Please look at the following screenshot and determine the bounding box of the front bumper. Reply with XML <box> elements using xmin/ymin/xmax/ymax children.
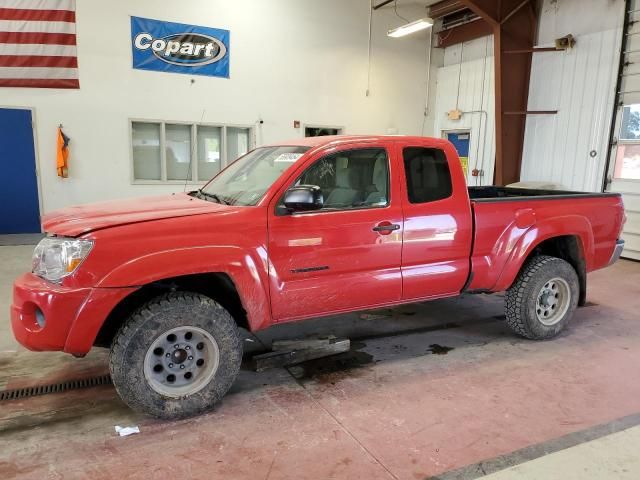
<box><xmin>11</xmin><ymin>273</ymin><xmax>136</xmax><ymax>356</ymax></box>
<box><xmin>608</xmin><ymin>239</ymin><xmax>625</xmax><ymax>266</ymax></box>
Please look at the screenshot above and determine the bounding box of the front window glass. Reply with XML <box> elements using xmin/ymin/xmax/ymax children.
<box><xmin>292</xmin><ymin>148</ymin><xmax>389</xmax><ymax>210</ymax></box>
<box><xmin>199</xmin><ymin>146</ymin><xmax>309</xmax><ymax>206</ymax></box>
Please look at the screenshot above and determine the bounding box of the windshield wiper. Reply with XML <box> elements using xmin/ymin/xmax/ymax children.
<box><xmin>198</xmin><ymin>190</ymin><xmax>230</xmax><ymax>205</ymax></box>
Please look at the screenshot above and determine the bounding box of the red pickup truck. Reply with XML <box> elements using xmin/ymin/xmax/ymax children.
<box><xmin>12</xmin><ymin>135</ymin><xmax>625</xmax><ymax>418</ymax></box>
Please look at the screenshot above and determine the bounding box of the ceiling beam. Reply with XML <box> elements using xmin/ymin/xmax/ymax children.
<box><xmin>429</xmin><ymin>0</ymin><xmax>468</xmax><ymax>19</ymax></box>
<box><xmin>454</xmin><ymin>0</ymin><xmax>537</xmax><ymax>185</ymax></box>
<box><xmin>457</xmin><ymin>0</ymin><xmax>500</xmax><ymax>26</ymax></box>
<box><xmin>436</xmin><ymin>19</ymin><xmax>493</xmax><ymax>48</ymax></box>
<box><xmin>501</xmin><ymin>0</ymin><xmax>531</xmax><ymax>25</ymax></box>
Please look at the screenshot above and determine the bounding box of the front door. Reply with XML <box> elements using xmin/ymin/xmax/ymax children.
<box><xmin>0</xmin><ymin>108</ymin><xmax>41</xmax><ymax>233</ymax></box>
<box><xmin>268</xmin><ymin>145</ymin><xmax>403</xmax><ymax>321</ymax></box>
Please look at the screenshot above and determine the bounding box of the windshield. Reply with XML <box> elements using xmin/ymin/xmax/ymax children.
<box><xmin>198</xmin><ymin>146</ymin><xmax>310</xmax><ymax>206</ymax></box>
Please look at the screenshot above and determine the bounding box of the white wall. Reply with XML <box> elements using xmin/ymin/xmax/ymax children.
<box><xmin>520</xmin><ymin>0</ymin><xmax>624</xmax><ymax>191</ymax></box>
<box><xmin>435</xmin><ymin>0</ymin><xmax>624</xmax><ymax>190</ymax></box>
<box><xmin>1</xmin><ymin>0</ymin><xmax>437</xmax><ymax>213</ymax></box>
<box><xmin>435</xmin><ymin>36</ymin><xmax>496</xmax><ymax>185</ymax></box>
<box><xmin>443</xmin><ymin>35</ymin><xmax>494</xmax><ymax>66</ymax></box>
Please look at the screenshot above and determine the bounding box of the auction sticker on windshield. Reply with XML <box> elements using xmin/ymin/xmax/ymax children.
<box><xmin>274</xmin><ymin>153</ymin><xmax>304</xmax><ymax>163</ymax></box>
<box><xmin>131</xmin><ymin>16</ymin><xmax>230</xmax><ymax>78</ymax></box>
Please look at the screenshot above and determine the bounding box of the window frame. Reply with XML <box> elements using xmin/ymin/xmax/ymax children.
<box><xmin>129</xmin><ymin>119</ymin><xmax>254</xmax><ymax>185</ymax></box>
<box><xmin>618</xmin><ymin>104</ymin><xmax>640</xmax><ymax>143</ymax></box>
<box><xmin>302</xmin><ymin>123</ymin><xmax>344</xmax><ymax>138</ymax></box>
<box><xmin>402</xmin><ymin>146</ymin><xmax>453</xmax><ymax>204</ymax></box>
<box><xmin>276</xmin><ymin>146</ymin><xmax>392</xmax><ymax>216</ymax></box>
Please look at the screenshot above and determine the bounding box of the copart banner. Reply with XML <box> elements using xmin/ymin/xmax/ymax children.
<box><xmin>131</xmin><ymin>16</ymin><xmax>230</xmax><ymax>78</ymax></box>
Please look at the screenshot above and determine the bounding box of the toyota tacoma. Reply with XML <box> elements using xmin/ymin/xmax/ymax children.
<box><xmin>11</xmin><ymin>135</ymin><xmax>626</xmax><ymax>418</ymax></box>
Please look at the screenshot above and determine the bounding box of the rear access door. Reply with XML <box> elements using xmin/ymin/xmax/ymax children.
<box><xmin>397</xmin><ymin>140</ymin><xmax>473</xmax><ymax>299</ymax></box>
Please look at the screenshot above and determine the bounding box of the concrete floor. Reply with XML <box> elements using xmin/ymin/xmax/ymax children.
<box><xmin>1</xmin><ymin>242</ymin><xmax>639</xmax><ymax>479</ymax></box>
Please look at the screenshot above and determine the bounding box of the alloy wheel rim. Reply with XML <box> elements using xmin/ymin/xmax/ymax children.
<box><xmin>143</xmin><ymin>326</ymin><xmax>219</xmax><ymax>398</ymax></box>
<box><xmin>536</xmin><ymin>277</ymin><xmax>571</xmax><ymax>326</ymax></box>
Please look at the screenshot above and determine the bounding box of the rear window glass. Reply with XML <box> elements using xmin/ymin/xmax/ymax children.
<box><xmin>403</xmin><ymin>147</ymin><xmax>452</xmax><ymax>203</ymax></box>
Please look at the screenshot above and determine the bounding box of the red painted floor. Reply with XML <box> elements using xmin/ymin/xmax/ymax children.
<box><xmin>0</xmin><ymin>260</ymin><xmax>639</xmax><ymax>479</ymax></box>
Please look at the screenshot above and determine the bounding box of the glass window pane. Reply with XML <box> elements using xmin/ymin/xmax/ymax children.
<box><xmin>201</xmin><ymin>146</ymin><xmax>309</xmax><ymax>206</ymax></box>
<box><xmin>197</xmin><ymin>126</ymin><xmax>222</xmax><ymax>181</ymax></box>
<box><xmin>403</xmin><ymin>147</ymin><xmax>452</xmax><ymax>203</ymax></box>
<box><xmin>226</xmin><ymin>127</ymin><xmax>250</xmax><ymax>163</ymax></box>
<box><xmin>614</xmin><ymin>144</ymin><xmax>640</xmax><ymax>179</ymax></box>
<box><xmin>304</xmin><ymin>127</ymin><xmax>341</xmax><ymax>137</ymax></box>
<box><xmin>132</xmin><ymin>122</ymin><xmax>161</xmax><ymax>180</ymax></box>
<box><xmin>166</xmin><ymin>124</ymin><xmax>192</xmax><ymax>181</ymax></box>
<box><xmin>620</xmin><ymin>104</ymin><xmax>640</xmax><ymax>140</ymax></box>
<box><xmin>297</xmin><ymin>148</ymin><xmax>388</xmax><ymax>210</ymax></box>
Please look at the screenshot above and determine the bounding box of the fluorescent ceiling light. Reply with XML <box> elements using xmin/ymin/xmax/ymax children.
<box><xmin>387</xmin><ymin>18</ymin><xmax>433</xmax><ymax>38</ymax></box>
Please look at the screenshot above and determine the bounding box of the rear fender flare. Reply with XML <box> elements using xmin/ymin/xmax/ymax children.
<box><xmin>492</xmin><ymin>215</ymin><xmax>593</xmax><ymax>292</ymax></box>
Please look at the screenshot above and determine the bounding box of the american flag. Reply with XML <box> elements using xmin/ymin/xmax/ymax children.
<box><xmin>0</xmin><ymin>0</ymin><xmax>78</xmax><ymax>88</ymax></box>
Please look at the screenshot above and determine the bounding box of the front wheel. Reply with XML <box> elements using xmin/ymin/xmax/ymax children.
<box><xmin>505</xmin><ymin>255</ymin><xmax>579</xmax><ymax>340</ymax></box>
<box><xmin>109</xmin><ymin>292</ymin><xmax>242</xmax><ymax>419</ymax></box>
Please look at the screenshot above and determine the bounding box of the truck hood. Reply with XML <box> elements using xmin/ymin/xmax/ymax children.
<box><xmin>42</xmin><ymin>193</ymin><xmax>228</xmax><ymax>237</ymax></box>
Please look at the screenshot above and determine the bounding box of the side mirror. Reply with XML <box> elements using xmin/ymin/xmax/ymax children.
<box><xmin>283</xmin><ymin>185</ymin><xmax>323</xmax><ymax>212</ymax></box>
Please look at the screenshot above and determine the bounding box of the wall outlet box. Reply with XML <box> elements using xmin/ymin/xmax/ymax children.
<box><xmin>555</xmin><ymin>34</ymin><xmax>576</xmax><ymax>50</ymax></box>
<box><xmin>447</xmin><ymin>109</ymin><xmax>462</xmax><ymax>120</ymax></box>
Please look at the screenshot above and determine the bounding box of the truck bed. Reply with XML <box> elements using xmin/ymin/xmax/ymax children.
<box><xmin>468</xmin><ymin>186</ymin><xmax>620</xmax><ymax>202</ymax></box>
<box><xmin>466</xmin><ymin>187</ymin><xmax>624</xmax><ymax>294</ymax></box>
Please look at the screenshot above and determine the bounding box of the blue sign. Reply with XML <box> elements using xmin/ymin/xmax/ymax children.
<box><xmin>131</xmin><ymin>16</ymin><xmax>230</xmax><ymax>78</ymax></box>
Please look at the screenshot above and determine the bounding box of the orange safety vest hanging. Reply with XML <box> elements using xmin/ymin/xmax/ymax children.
<box><xmin>57</xmin><ymin>126</ymin><xmax>69</xmax><ymax>178</ymax></box>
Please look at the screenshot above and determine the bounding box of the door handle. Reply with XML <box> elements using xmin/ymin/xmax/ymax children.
<box><xmin>373</xmin><ymin>222</ymin><xmax>400</xmax><ymax>233</ymax></box>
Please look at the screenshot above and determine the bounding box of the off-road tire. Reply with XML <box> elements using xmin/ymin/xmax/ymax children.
<box><xmin>505</xmin><ymin>255</ymin><xmax>579</xmax><ymax>340</ymax></box>
<box><xmin>109</xmin><ymin>292</ymin><xmax>242</xmax><ymax>419</ymax></box>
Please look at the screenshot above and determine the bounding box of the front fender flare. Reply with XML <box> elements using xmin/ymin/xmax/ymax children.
<box><xmin>96</xmin><ymin>245</ymin><xmax>271</xmax><ymax>331</ymax></box>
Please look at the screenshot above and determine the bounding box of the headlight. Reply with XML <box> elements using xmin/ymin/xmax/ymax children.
<box><xmin>32</xmin><ymin>237</ymin><xmax>93</xmax><ymax>282</ymax></box>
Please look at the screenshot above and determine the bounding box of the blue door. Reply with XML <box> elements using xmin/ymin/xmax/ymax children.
<box><xmin>446</xmin><ymin>132</ymin><xmax>470</xmax><ymax>177</ymax></box>
<box><xmin>0</xmin><ymin>108</ymin><xmax>41</xmax><ymax>233</ymax></box>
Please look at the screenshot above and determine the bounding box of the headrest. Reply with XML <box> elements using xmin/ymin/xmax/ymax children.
<box><xmin>335</xmin><ymin>160</ymin><xmax>360</xmax><ymax>189</ymax></box>
<box><xmin>371</xmin><ymin>156</ymin><xmax>386</xmax><ymax>191</ymax></box>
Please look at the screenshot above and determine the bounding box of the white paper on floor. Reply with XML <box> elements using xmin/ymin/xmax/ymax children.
<box><xmin>115</xmin><ymin>425</ymin><xmax>140</xmax><ymax>437</ymax></box>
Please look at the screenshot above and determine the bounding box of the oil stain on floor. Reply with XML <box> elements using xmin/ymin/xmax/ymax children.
<box><xmin>288</xmin><ymin>339</ymin><xmax>456</xmax><ymax>385</ymax></box>
<box><xmin>288</xmin><ymin>341</ymin><xmax>375</xmax><ymax>383</ymax></box>
<box><xmin>427</xmin><ymin>344</ymin><xmax>454</xmax><ymax>355</ymax></box>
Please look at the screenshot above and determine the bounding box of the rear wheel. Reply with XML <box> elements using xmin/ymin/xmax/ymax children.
<box><xmin>505</xmin><ymin>255</ymin><xmax>579</xmax><ymax>340</ymax></box>
<box><xmin>109</xmin><ymin>292</ymin><xmax>242</xmax><ymax>419</ymax></box>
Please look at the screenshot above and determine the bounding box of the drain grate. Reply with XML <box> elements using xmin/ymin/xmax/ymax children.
<box><xmin>0</xmin><ymin>374</ymin><xmax>112</xmax><ymax>402</ymax></box>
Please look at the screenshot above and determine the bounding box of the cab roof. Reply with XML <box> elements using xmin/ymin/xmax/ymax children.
<box><xmin>265</xmin><ymin>135</ymin><xmax>440</xmax><ymax>149</ymax></box>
